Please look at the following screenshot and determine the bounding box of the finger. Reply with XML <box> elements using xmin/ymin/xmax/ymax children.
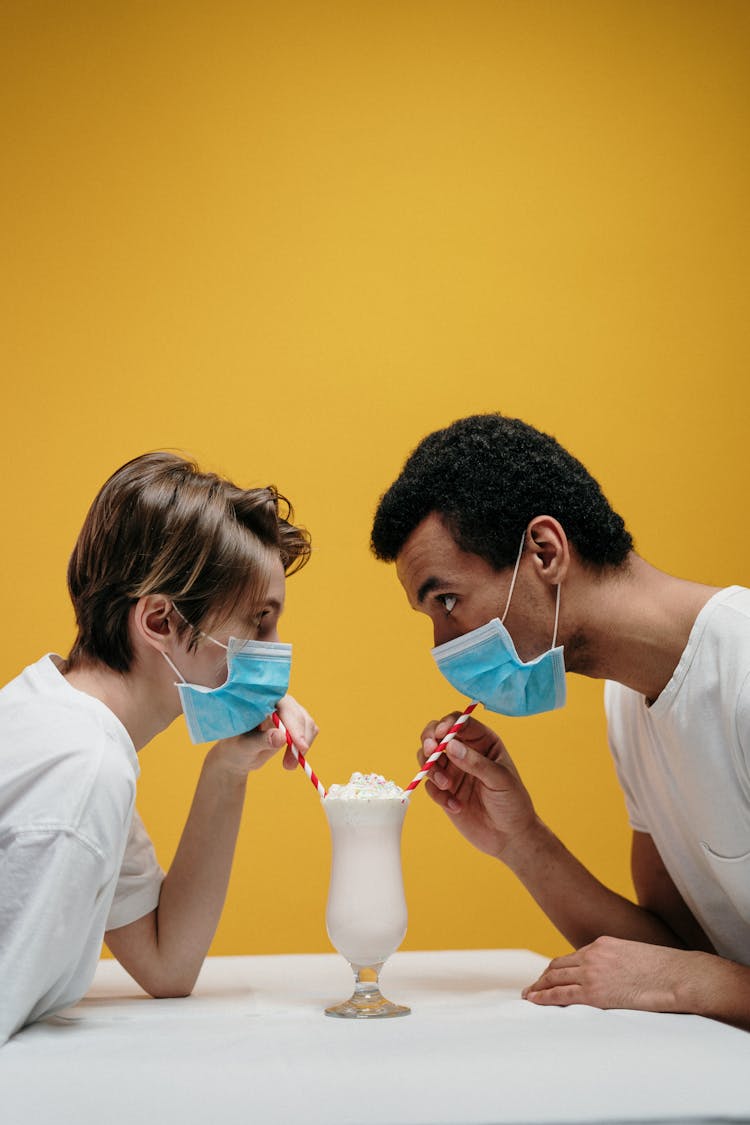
<box><xmin>430</xmin><ymin>767</ymin><xmax>451</xmax><ymax>790</ymax></box>
<box><xmin>234</xmin><ymin>726</ymin><xmax>285</xmax><ymax>750</ymax></box>
<box><xmin>522</xmin><ymin>966</ymin><xmax>580</xmax><ymax>996</ymax></box>
<box><xmin>419</xmin><ymin>734</ymin><xmax>437</xmax><ymax>762</ymax></box>
<box><xmin>433</xmin><ymin>712</ymin><xmax>463</xmax><ymax>741</ymax></box>
<box><xmin>443</xmin><ymin>739</ymin><xmax>509</xmax><ymax>789</ymax></box>
<box><xmin>438</xmin><ymin>714</ymin><xmax>498</xmax><ymax>750</ymax></box>
<box><xmin>422</xmin><ymin>748</ymin><xmax>467</xmax><ymax>794</ymax></box>
<box><xmin>419</xmin><ymin>714</ymin><xmax>460</xmax><ymax>745</ymax></box>
<box><xmin>424</xmin><ymin>776</ymin><xmax>457</xmax><ymax>812</ymax></box>
<box><xmin>234</xmin><ymin>726</ymin><xmax>287</xmax><ymax>771</ymax></box>
<box><xmin>419</xmin><ymin>732</ymin><xmax>447</xmax><ymax>766</ymax></box>
<box><xmin>282</xmin><ymin>745</ymin><xmax>298</xmax><ymax>770</ymax></box>
<box><xmin>275</xmin><ymin>697</ymin><xmax>312</xmax><ymax>753</ymax></box>
<box><xmin>423</xmin><ymin>776</ymin><xmax>466</xmax><ymax>817</ymax></box>
<box><xmin>265</xmin><ymin>728</ymin><xmax>286</xmax><ymax>750</ymax></box>
<box><xmin>524</xmin><ymin>984</ymin><xmax>585</xmax><ymax>1007</ymax></box>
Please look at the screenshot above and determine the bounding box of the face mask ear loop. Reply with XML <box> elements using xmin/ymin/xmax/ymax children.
<box><xmin>500</xmin><ymin>533</ymin><xmax>526</xmax><ymax>624</ymax></box>
<box><xmin>162</xmin><ymin>651</ymin><xmax>186</xmax><ymax>683</ymax></box>
<box><xmin>172</xmin><ymin>603</ymin><xmax>228</xmax><ymax>651</ymax></box>
<box><xmin>551</xmin><ymin>582</ymin><xmax>561</xmax><ymax>649</ymax></box>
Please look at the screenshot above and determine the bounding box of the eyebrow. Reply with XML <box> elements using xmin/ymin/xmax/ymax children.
<box><xmin>416</xmin><ymin>576</ymin><xmax>447</xmax><ymax>605</ymax></box>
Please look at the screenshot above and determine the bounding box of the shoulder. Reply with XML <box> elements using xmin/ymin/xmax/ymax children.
<box><xmin>1</xmin><ymin>659</ymin><xmax>137</xmax><ymax>836</ymax></box>
<box><xmin>695</xmin><ymin>587</ymin><xmax>750</xmax><ymax>692</ymax></box>
<box><xmin>2</xmin><ymin>655</ymin><xmax>133</xmax><ymax>760</ymax></box>
<box><xmin>703</xmin><ymin>586</ymin><xmax>750</xmax><ymax>638</ymax></box>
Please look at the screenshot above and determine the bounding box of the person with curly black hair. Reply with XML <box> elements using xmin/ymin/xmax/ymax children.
<box><xmin>372</xmin><ymin>413</ymin><xmax>750</xmax><ymax>1030</ymax></box>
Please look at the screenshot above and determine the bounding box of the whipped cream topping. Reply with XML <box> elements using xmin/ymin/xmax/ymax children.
<box><xmin>326</xmin><ymin>771</ymin><xmax>404</xmax><ymax>800</ymax></box>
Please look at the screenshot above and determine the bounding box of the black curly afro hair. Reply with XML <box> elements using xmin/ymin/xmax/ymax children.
<box><xmin>371</xmin><ymin>414</ymin><xmax>633</xmax><ymax>571</ymax></box>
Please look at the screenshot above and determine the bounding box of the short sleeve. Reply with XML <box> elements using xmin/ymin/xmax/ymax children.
<box><xmin>735</xmin><ymin>668</ymin><xmax>750</xmax><ymax>782</ymax></box>
<box><xmin>603</xmin><ymin>680</ymin><xmax>649</xmax><ymax>834</ymax></box>
<box><xmin>105</xmin><ymin>809</ymin><xmax>164</xmax><ymax>931</ymax></box>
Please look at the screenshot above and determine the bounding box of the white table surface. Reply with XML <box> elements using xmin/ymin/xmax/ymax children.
<box><xmin>2</xmin><ymin>950</ymin><xmax>748</xmax><ymax>1125</ymax></box>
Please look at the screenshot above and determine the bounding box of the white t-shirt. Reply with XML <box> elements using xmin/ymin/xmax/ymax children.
<box><xmin>0</xmin><ymin>655</ymin><xmax>164</xmax><ymax>1044</ymax></box>
<box><xmin>604</xmin><ymin>586</ymin><xmax>750</xmax><ymax>964</ymax></box>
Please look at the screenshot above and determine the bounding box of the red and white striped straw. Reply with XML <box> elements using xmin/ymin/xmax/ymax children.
<box><xmin>272</xmin><ymin>711</ymin><xmax>327</xmax><ymax>798</ymax></box>
<box><xmin>402</xmin><ymin>701</ymin><xmax>478</xmax><ymax>796</ymax></box>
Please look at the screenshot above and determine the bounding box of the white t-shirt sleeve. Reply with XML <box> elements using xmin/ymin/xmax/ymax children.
<box><xmin>105</xmin><ymin>809</ymin><xmax>164</xmax><ymax>931</ymax></box>
<box><xmin>0</xmin><ymin>829</ymin><xmax>110</xmax><ymax>1045</ymax></box>
<box><xmin>736</xmin><ymin>669</ymin><xmax>750</xmax><ymax>778</ymax></box>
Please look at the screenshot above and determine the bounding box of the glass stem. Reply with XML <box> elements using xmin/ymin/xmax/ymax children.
<box><xmin>353</xmin><ymin>964</ymin><xmax>383</xmax><ymax>1001</ymax></box>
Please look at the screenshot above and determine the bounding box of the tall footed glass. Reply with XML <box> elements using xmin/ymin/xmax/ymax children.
<box><xmin>323</xmin><ymin>793</ymin><xmax>410</xmax><ymax>1018</ymax></box>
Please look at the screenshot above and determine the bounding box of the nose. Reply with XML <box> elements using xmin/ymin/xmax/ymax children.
<box><xmin>432</xmin><ymin>621</ymin><xmax>449</xmax><ymax>648</ymax></box>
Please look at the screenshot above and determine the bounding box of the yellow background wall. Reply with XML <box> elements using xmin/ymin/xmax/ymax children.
<box><xmin>2</xmin><ymin>1</ymin><xmax>748</xmax><ymax>961</ymax></box>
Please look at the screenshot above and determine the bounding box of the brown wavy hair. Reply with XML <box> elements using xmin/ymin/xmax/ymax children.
<box><xmin>66</xmin><ymin>452</ymin><xmax>311</xmax><ymax>673</ymax></box>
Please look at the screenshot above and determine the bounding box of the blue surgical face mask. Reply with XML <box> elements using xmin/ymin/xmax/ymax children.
<box><xmin>163</xmin><ymin>612</ymin><xmax>292</xmax><ymax>744</ymax></box>
<box><xmin>431</xmin><ymin>535</ymin><xmax>566</xmax><ymax>717</ymax></box>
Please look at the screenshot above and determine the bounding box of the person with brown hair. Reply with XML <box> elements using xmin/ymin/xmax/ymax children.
<box><xmin>0</xmin><ymin>452</ymin><xmax>317</xmax><ymax>1045</ymax></box>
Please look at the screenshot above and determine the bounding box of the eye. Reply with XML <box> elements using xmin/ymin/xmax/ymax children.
<box><xmin>436</xmin><ymin>594</ymin><xmax>457</xmax><ymax>615</ymax></box>
<box><xmin>255</xmin><ymin>607</ymin><xmax>280</xmax><ymax>635</ymax></box>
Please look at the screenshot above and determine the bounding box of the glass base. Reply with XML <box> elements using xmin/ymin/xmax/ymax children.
<box><xmin>325</xmin><ymin>965</ymin><xmax>410</xmax><ymax>1019</ymax></box>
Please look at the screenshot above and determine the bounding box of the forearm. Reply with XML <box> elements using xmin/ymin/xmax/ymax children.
<box><xmin>502</xmin><ymin>818</ymin><xmax>685</xmax><ymax>950</ymax></box>
<box><xmin>680</xmin><ymin>952</ymin><xmax>750</xmax><ymax>1030</ymax></box>
<box><xmin>155</xmin><ymin>750</ymin><xmax>248</xmax><ymax>985</ymax></box>
<box><xmin>108</xmin><ymin>751</ymin><xmax>250</xmax><ymax>997</ymax></box>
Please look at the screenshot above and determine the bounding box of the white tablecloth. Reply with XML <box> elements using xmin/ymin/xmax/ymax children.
<box><xmin>2</xmin><ymin>950</ymin><xmax>748</xmax><ymax>1125</ymax></box>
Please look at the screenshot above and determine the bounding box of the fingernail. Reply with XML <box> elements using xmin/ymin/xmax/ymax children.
<box><xmin>447</xmin><ymin>796</ymin><xmax>460</xmax><ymax>813</ymax></box>
<box><xmin>432</xmin><ymin>769</ymin><xmax>447</xmax><ymax>788</ymax></box>
<box><xmin>447</xmin><ymin>741</ymin><xmax>466</xmax><ymax>760</ymax></box>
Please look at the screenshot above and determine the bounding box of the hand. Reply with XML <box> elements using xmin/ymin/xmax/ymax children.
<box><xmin>273</xmin><ymin>694</ymin><xmax>319</xmax><ymax>770</ymax></box>
<box><xmin>210</xmin><ymin>695</ymin><xmax>318</xmax><ymax>778</ymax></box>
<box><xmin>418</xmin><ymin>714</ymin><xmax>537</xmax><ymax>861</ymax></box>
<box><xmin>522</xmin><ymin>936</ymin><xmax>705</xmax><ymax>1014</ymax></box>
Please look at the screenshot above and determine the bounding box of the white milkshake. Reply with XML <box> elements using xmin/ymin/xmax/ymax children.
<box><xmin>323</xmin><ymin>772</ymin><xmax>410</xmax><ymax>1018</ymax></box>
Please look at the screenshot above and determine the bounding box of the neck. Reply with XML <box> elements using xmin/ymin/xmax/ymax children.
<box><xmin>564</xmin><ymin>553</ymin><xmax>722</xmax><ymax>701</ymax></box>
<box><xmin>62</xmin><ymin>655</ymin><xmax>179</xmax><ymax>751</ymax></box>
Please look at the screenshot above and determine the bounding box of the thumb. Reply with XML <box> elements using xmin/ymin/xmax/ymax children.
<box><xmin>444</xmin><ymin>739</ymin><xmax>506</xmax><ymax>790</ymax></box>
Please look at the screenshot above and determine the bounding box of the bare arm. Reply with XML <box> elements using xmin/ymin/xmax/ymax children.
<box><xmin>524</xmin><ymin>830</ymin><xmax>750</xmax><ymax>1028</ymax></box>
<box><xmin>425</xmin><ymin>716</ymin><xmax>750</xmax><ymax>1026</ymax></box>
<box><xmin>105</xmin><ymin>748</ymin><xmax>254</xmax><ymax>997</ymax></box>
<box><xmin>501</xmin><ymin>819</ymin><xmax>687</xmax><ymax>950</ymax></box>
<box><xmin>106</xmin><ymin>697</ymin><xmax>316</xmax><ymax>998</ymax></box>
<box><xmin>425</xmin><ymin>718</ymin><xmax>685</xmax><ymax>948</ymax></box>
<box><xmin>523</xmin><ymin>935</ymin><xmax>750</xmax><ymax>1030</ymax></box>
<box><xmin>630</xmin><ymin>830</ymin><xmax>714</xmax><ymax>952</ymax></box>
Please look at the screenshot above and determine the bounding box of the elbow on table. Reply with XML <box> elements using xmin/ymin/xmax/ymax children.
<box><xmin>137</xmin><ymin>965</ymin><xmax>201</xmax><ymax>1000</ymax></box>
<box><xmin>146</xmin><ymin>980</ymin><xmax>194</xmax><ymax>1000</ymax></box>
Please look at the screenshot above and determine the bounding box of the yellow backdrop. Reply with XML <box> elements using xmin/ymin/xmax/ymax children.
<box><xmin>2</xmin><ymin>1</ymin><xmax>748</xmax><ymax>961</ymax></box>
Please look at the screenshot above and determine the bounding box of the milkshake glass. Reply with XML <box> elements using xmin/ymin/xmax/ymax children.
<box><xmin>323</xmin><ymin>772</ymin><xmax>410</xmax><ymax>1018</ymax></box>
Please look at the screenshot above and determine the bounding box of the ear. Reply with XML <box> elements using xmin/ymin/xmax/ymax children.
<box><xmin>525</xmin><ymin>516</ymin><xmax>570</xmax><ymax>585</ymax></box>
<box><xmin>131</xmin><ymin>594</ymin><xmax>177</xmax><ymax>654</ymax></box>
